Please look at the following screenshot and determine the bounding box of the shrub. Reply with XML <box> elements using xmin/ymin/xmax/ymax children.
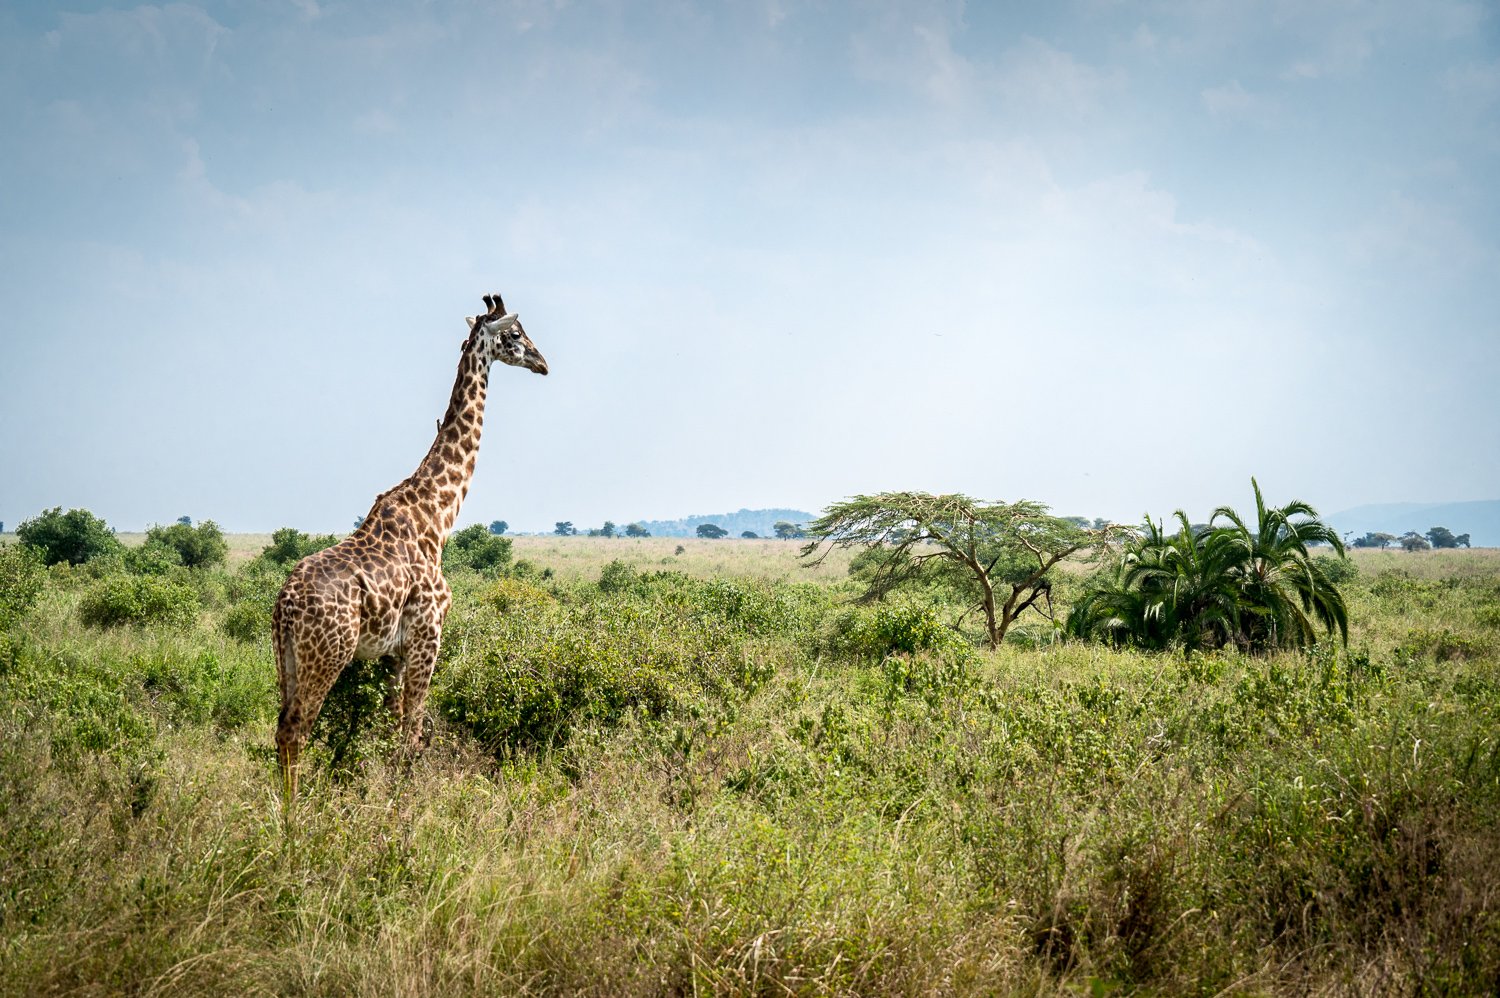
<box><xmin>1314</xmin><ymin>553</ymin><xmax>1360</xmax><ymax>586</ymax></box>
<box><xmin>484</xmin><ymin>577</ymin><xmax>556</xmax><ymax>613</ymax></box>
<box><xmin>0</xmin><ymin>544</ymin><xmax>45</xmax><ymax>629</ymax></box>
<box><xmin>15</xmin><ymin>507</ymin><xmax>122</xmax><ymax>566</ymax></box>
<box><xmin>444</xmin><ymin>524</ymin><xmax>513</xmax><ymax>574</ymax></box>
<box><xmin>123</xmin><ymin>537</ymin><xmax>183</xmax><ymax>575</ymax></box>
<box><xmin>830</xmin><ymin>598</ymin><xmax>973</xmax><ymax>661</ymax></box>
<box><xmin>257</xmin><ymin>527</ymin><xmax>339</xmax><ymax>569</ymax></box>
<box><xmin>1398</xmin><ymin>627</ymin><xmax>1490</xmax><ymax>663</ymax></box>
<box><xmin>435</xmin><ymin>573</ymin><xmax>806</xmax><ymax>752</ymax></box>
<box><xmin>79</xmin><ymin>577</ymin><xmax>199</xmax><ymax>630</ymax></box>
<box><xmin>220</xmin><ymin>561</ymin><xmax>288</xmax><ymax>641</ymax></box>
<box><xmin>308</xmin><ymin>658</ymin><xmax>396</xmax><ymax>776</ymax></box>
<box><xmin>143</xmin><ymin>520</ymin><xmax>227</xmax><ymax>569</ymax></box>
<box><xmin>221</xmin><ymin>600</ymin><xmax>271</xmax><ymax>642</ymax></box>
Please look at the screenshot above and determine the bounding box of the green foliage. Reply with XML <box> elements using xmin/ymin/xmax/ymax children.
<box><xmin>696</xmin><ymin>523</ymin><xmax>728</xmax><ymax>539</ymax></box>
<box><xmin>1401</xmin><ymin>531</ymin><xmax>1431</xmax><ymax>552</ymax></box>
<box><xmin>256</xmin><ymin>527</ymin><xmax>339</xmax><ymax>569</ymax></box>
<box><xmin>436</xmin><ymin>565</ymin><xmax>821</xmax><ymax>753</ymax></box>
<box><xmin>307</xmin><ymin>657</ymin><xmax>396</xmax><ymax>776</ymax></box>
<box><xmin>143</xmin><ymin>519</ymin><xmax>227</xmax><ymax>569</ymax></box>
<box><xmin>443</xmin><ymin>523</ymin><xmax>514</xmax><ymax>574</ymax></box>
<box><xmin>434</xmin><ymin>598</ymin><xmax>682</xmax><ymax>751</ymax></box>
<box><xmin>1067</xmin><ymin>479</ymin><xmax>1349</xmax><ymax>652</ymax></box>
<box><xmin>1426</xmin><ymin>525</ymin><xmax>1465</xmax><ymax>549</ymax></box>
<box><xmin>741</xmin><ymin>530</ymin><xmax>758</xmax><ymax>539</ymax></box>
<box><xmin>3</xmin><ymin>526</ymin><xmax>1499</xmax><ymax>996</ymax></box>
<box><xmin>829</xmin><ymin>598</ymin><xmax>974</xmax><ymax>661</ymax></box>
<box><xmin>0</xmin><ymin>545</ymin><xmax>45</xmax><ymax>629</ymax></box>
<box><xmin>489</xmin><ymin>520</ymin><xmax>507</xmax><ymax>535</ymax></box>
<box><xmin>773</xmin><ymin>520</ymin><xmax>805</xmax><ymax>539</ymax></box>
<box><xmin>1351</xmin><ymin>531</ymin><xmax>1397</xmax><ymax>549</ymax></box>
<box><xmin>1314</xmin><ymin>552</ymin><xmax>1361</xmax><ymax>585</ymax></box>
<box><xmin>217</xmin><ymin>557</ymin><xmax>288</xmax><ymax>643</ymax></box>
<box><xmin>15</xmin><ymin>507</ymin><xmax>121</xmax><ymax>566</ymax></box>
<box><xmin>123</xmin><ymin>538</ymin><xmax>183</xmax><ymax>575</ymax></box>
<box><xmin>554</xmin><ymin>521</ymin><xmax>575</xmax><ymax>536</ymax></box>
<box><xmin>806</xmin><ymin>491</ymin><xmax>1103</xmax><ymax>647</ymax></box>
<box><xmin>78</xmin><ymin>576</ymin><xmax>199</xmax><ymax>630</ymax></box>
<box><xmin>625</xmin><ymin>522</ymin><xmax>650</xmax><ymax>537</ymax></box>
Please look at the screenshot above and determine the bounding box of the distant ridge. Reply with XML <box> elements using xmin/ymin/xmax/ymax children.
<box><xmin>634</xmin><ymin>508</ymin><xmax>814</xmax><ymax>538</ymax></box>
<box><xmin>1325</xmin><ymin>500</ymin><xmax>1500</xmax><ymax>547</ymax></box>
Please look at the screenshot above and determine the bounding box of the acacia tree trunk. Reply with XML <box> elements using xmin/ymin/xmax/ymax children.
<box><xmin>987</xmin><ymin>546</ymin><xmax>1080</xmax><ymax>649</ymax></box>
<box><xmin>955</xmin><ymin>548</ymin><xmax>1003</xmax><ymax>649</ymax></box>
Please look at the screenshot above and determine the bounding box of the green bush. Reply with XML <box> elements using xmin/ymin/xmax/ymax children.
<box><xmin>78</xmin><ymin>577</ymin><xmax>199</xmax><ymax>631</ymax></box>
<box><xmin>143</xmin><ymin>520</ymin><xmax>227</xmax><ymax>569</ymax></box>
<box><xmin>1314</xmin><ymin>552</ymin><xmax>1360</xmax><ymax>585</ymax></box>
<box><xmin>829</xmin><ymin>598</ymin><xmax>973</xmax><ymax>661</ymax></box>
<box><xmin>596</xmin><ymin>561</ymin><xmax>821</xmax><ymax>637</ymax></box>
<box><xmin>0</xmin><ymin>545</ymin><xmax>45</xmax><ymax>629</ymax></box>
<box><xmin>221</xmin><ymin>600</ymin><xmax>271</xmax><ymax>642</ymax></box>
<box><xmin>307</xmin><ymin>658</ymin><xmax>396</xmax><ymax>776</ymax></box>
<box><xmin>443</xmin><ymin>523</ymin><xmax>513</xmax><ymax>574</ymax></box>
<box><xmin>219</xmin><ymin>561</ymin><xmax>287</xmax><ymax>642</ymax></box>
<box><xmin>123</xmin><ymin>537</ymin><xmax>182</xmax><ymax>575</ymax></box>
<box><xmin>15</xmin><ymin>507</ymin><xmax>122</xmax><ymax>566</ymax></box>
<box><xmin>434</xmin><ymin>573</ymin><xmax>806</xmax><ymax>752</ymax></box>
<box><xmin>256</xmin><ymin>527</ymin><xmax>339</xmax><ymax>569</ymax></box>
<box><xmin>436</xmin><ymin>601</ymin><xmax>683</xmax><ymax>751</ymax></box>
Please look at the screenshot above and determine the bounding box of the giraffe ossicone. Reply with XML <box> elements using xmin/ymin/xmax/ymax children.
<box><xmin>272</xmin><ymin>291</ymin><xmax>547</xmax><ymax>803</ymax></box>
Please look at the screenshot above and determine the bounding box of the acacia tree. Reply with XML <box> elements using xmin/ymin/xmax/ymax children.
<box><xmin>801</xmin><ymin>492</ymin><xmax>1116</xmax><ymax>649</ymax></box>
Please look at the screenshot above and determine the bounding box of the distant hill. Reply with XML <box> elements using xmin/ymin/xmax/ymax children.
<box><xmin>633</xmin><ymin>508</ymin><xmax>815</xmax><ymax>538</ymax></box>
<box><xmin>1325</xmin><ymin>500</ymin><xmax>1500</xmax><ymax>547</ymax></box>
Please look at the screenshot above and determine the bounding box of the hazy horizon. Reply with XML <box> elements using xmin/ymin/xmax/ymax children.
<box><xmin>2</xmin><ymin>1</ymin><xmax>1496</xmax><ymax>535</ymax></box>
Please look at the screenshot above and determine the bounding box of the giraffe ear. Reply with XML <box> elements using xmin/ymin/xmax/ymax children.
<box><xmin>465</xmin><ymin>316</ymin><xmax>476</xmax><ymax>331</ymax></box>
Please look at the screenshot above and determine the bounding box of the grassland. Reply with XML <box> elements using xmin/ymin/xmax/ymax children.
<box><xmin>507</xmin><ymin>535</ymin><xmax>859</xmax><ymax>583</ymax></box>
<box><xmin>1</xmin><ymin>537</ymin><xmax>1497</xmax><ymax>996</ymax></box>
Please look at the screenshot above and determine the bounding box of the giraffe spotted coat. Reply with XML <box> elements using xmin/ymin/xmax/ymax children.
<box><xmin>273</xmin><ymin>293</ymin><xmax>547</xmax><ymax>799</ymax></box>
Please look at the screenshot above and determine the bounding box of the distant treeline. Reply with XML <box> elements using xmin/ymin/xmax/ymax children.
<box><xmin>631</xmin><ymin>508</ymin><xmax>815</xmax><ymax>538</ymax></box>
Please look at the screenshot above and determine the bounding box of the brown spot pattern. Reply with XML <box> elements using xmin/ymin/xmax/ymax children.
<box><xmin>272</xmin><ymin>292</ymin><xmax>547</xmax><ymax>801</ymax></box>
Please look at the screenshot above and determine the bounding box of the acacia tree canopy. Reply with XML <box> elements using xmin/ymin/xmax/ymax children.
<box><xmin>800</xmin><ymin>492</ymin><xmax>1118</xmax><ymax>649</ymax></box>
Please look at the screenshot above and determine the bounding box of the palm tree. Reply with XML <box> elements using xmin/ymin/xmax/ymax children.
<box><xmin>1210</xmin><ymin>478</ymin><xmax>1348</xmax><ymax>650</ymax></box>
<box><xmin>1066</xmin><ymin>512</ymin><xmax>1248</xmax><ymax>652</ymax></box>
<box><xmin>1066</xmin><ymin>480</ymin><xmax>1349</xmax><ymax>653</ymax></box>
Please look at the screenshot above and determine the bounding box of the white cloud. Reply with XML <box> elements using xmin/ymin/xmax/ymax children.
<box><xmin>995</xmin><ymin>38</ymin><xmax>1122</xmax><ymax>115</ymax></box>
<box><xmin>1445</xmin><ymin>58</ymin><xmax>1500</xmax><ymax>108</ymax></box>
<box><xmin>353</xmin><ymin>109</ymin><xmax>398</xmax><ymax>134</ymax></box>
<box><xmin>1200</xmin><ymin>80</ymin><xmax>1275</xmax><ymax>121</ymax></box>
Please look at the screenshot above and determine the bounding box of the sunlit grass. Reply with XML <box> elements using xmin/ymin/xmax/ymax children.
<box><xmin>1</xmin><ymin>546</ymin><xmax>1497</xmax><ymax>996</ymax></box>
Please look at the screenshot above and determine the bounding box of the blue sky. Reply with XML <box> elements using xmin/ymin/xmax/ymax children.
<box><xmin>1</xmin><ymin>0</ymin><xmax>1496</xmax><ymax>534</ymax></box>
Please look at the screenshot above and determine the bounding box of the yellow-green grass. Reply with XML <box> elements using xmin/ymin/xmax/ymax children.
<box><xmin>508</xmin><ymin>534</ymin><xmax>859</xmax><ymax>583</ymax></box>
<box><xmin>1</xmin><ymin>545</ymin><xmax>1497</xmax><ymax>996</ymax></box>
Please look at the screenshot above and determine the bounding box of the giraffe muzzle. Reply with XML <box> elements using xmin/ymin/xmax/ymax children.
<box><xmin>522</xmin><ymin>343</ymin><xmax>548</xmax><ymax>375</ymax></box>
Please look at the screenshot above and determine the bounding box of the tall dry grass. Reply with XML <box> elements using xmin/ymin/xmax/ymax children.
<box><xmin>1</xmin><ymin>546</ymin><xmax>1497</xmax><ymax>996</ymax></box>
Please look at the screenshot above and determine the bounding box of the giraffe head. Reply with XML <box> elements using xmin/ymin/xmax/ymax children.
<box><xmin>466</xmin><ymin>293</ymin><xmax>548</xmax><ymax>375</ymax></box>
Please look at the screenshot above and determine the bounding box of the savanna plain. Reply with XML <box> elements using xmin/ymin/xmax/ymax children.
<box><xmin>2</xmin><ymin>530</ymin><xmax>1498</xmax><ymax>997</ymax></box>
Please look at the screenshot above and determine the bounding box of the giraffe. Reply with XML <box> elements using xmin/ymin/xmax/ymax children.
<box><xmin>272</xmin><ymin>292</ymin><xmax>548</xmax><ymax>801</ymax></box>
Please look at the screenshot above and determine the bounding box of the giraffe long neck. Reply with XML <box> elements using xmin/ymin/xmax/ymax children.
<box><xmin>410</xmin><ymin>345</ymin><xmax>489</xmax><ymax>538</ymax></box>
